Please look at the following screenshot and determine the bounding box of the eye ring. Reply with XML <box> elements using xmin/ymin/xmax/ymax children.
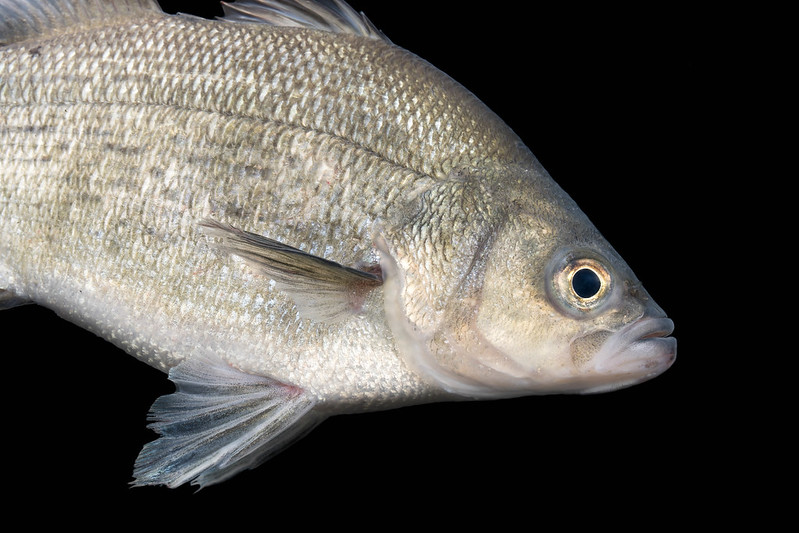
<box><xmin>546</xmin><ymin>250</ymin><xmax>614</xmax><ymax>317</ymax></box>
<box><xmin>562</xmin><ymin>258</ymin><xmax>611</xmax><ymax>309</ymax></box>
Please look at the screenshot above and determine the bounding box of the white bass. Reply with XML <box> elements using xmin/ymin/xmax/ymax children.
<box><xmin>0</xmin><ymin>0</ymin><xmax>676</xmax><ymax>487</ymax></box>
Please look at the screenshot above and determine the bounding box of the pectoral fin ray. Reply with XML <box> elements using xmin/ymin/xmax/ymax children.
<box><xmin>200</xmin><ymin>219</ymin><xmax>382</xmax><ymax>322</ymax></box>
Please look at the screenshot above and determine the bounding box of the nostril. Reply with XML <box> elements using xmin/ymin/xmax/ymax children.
<box><xmin>627</xmin><ymin>284</ymin><xmax>646</xmax><ymax>300</ymax></box>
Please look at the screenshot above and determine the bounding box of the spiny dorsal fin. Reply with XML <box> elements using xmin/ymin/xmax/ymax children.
<box><xmin>220</xmin><ymin>0</ymin><xmax>390</xmax><ymax>42</ymax></box>
<box><xmin>0</xmin><ymin>0</ymin><xmax>162</xmax><ymax>46</ymax></box>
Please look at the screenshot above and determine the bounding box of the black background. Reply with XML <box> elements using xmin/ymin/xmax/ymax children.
<box><xmin>3</xmin><ymin>0</ymin><xmax>746</xmax><ymax>527</ymax></box>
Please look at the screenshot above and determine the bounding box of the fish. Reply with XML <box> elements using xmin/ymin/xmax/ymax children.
<box><xmin>0</xmin><ymin>0</ymin><xmax>676</xmax><ymax>488</ymax></box>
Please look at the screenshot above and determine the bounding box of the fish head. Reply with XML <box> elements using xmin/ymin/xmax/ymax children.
<box><xmin>380</xmin><ymin>166</ymin><xmax>676</xmax><ymax>399</ymax></box>
<box><xmin>474</xmin><ymin>213</ymin><xmax>676</xmax><ymax>396</ymax></box>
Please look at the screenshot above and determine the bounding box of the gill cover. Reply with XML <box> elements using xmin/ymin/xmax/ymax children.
<box><xmin>378</xmin><ymin>166</ymin><xmax>675</xmax><ymax>398</ymax></box>
<box><xmin>376</xmin><ymin>174</ymin><xmax>541</xmax><ymax>399</ymax></box>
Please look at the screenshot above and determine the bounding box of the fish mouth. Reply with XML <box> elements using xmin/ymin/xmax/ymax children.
<box><xmin>625</xmin><ymin>316</ymin><xmax>675</xmax><ymax>343</ymax></box>
<box><xmin>581</xmin><ymin>316</ymin><xmax>677</xmax><ymax>393</ymax></box>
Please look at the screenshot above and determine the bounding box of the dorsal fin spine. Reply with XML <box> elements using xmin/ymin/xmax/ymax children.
<box><xmin>1</xmin><ymin>1</ymin><xmax>391</xmax><ymax>46</ymax></box>
<box><xmin>220</xmin><ymin>0</ymin><xmax>391</xmax><ymax>43</ymax></box>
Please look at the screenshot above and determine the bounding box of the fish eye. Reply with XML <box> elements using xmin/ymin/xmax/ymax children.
<box><xmin>571</xmin><ymin>267</ymin><xmax>602</xmax><ymax>299</ymax></box>
<box><xmin>546</xmin><ymin>251</ymin><xmax>614</xmax><ymax>317</ymax></box>
<box><xmin>564</xmin><ymin>259</ymin><xmax>610</xmax><ymax>307</ymax></box>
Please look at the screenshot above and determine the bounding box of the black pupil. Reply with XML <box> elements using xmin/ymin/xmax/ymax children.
<box><xmin>572</xmin><ymin>268</ymin><xmax>601</xmax><ymax>298</ymax></box>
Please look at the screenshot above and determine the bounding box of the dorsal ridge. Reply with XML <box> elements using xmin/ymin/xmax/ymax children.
<box><xmin>0</xmin><ymin>0</ymin><xmax>163</xmax><ymax>46</ymax></box>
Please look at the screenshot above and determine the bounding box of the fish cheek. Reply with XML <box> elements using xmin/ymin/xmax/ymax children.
<box><xmin>475</xmin><ymin>259</ymin><xmax>570</xmax><ymax>373</ymax></box>
<box><xmin>473</xmin><ymin>220</ymin><xmax>601</xmax><ymax>378</ymax></box>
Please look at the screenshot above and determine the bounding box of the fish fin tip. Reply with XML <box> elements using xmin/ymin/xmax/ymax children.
<box><xmin>131</xmin><ymin>354</ymin><xmax>322</xmax><ymax>488</ymax></box>
<box><xmin>201</xmin><ymin>218</ymin><xmax>382</xmax><ymax>324</ymax></box>
<box><xmin>0</xmin><ymin>289</ymin><xmax>32</xmax><ymax>310</ymax></box>
<box><xmin>0</xmin><ymin>0</ymin><xmax>162</xmax><ymax>46</ymax></box>
<box><xmin>219</xmin><ymin>0</ymin><xmax>391</xmax><ymax>43</ymax></box>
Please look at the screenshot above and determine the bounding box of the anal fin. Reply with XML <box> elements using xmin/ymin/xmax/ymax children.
<box><xmin>132</xmin><ymin>355</ymin><xmax>321</xmax><ymax>489</ymax></box>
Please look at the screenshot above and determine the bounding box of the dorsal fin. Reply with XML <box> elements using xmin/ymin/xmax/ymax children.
<box><xmin>0</xmin><ymin>0</ymin><xmax>163</xmax><ymax>46</ymax></box>
<box><xmin>220</xmin><ymin>0</ymin><xmax>390</xmax><ymax>42</ymax></box>
<box><xmin>1</xmin><ymin>1</ymin><xmax>392</xmax><ymax>46</ymax></box>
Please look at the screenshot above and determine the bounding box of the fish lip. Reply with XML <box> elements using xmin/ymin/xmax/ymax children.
<box><xmin>587</xmin><ymin>316</ymin><xmax>677</xmax><ymax>391</ymax></box>
<box><xmin>625</xmin><ymin>316</ymin><xmax>675</xmax><ymax>342</ymax></box>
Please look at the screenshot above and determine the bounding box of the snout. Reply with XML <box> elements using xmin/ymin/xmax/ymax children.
<box><xmin>574</xmin><ymin>316</ymin><xmax>676</xmax><ymax>394</ymax></box>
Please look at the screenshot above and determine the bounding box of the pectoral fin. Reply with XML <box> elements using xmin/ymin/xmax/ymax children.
<box><xmin>132</xmin><ymin>355</ymin><xmax>321</xmax><ymax>489</ymax></box>
<box><xmin>200</xmin><ymin>219</ymin><xmax>382</xmax><ymax>322</ymax></box>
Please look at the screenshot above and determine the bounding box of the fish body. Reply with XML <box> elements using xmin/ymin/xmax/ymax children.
<box><xmin>0</xmin><ymin>0</ymin><xmax>676</xmax><ymax>487</ymax></box>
